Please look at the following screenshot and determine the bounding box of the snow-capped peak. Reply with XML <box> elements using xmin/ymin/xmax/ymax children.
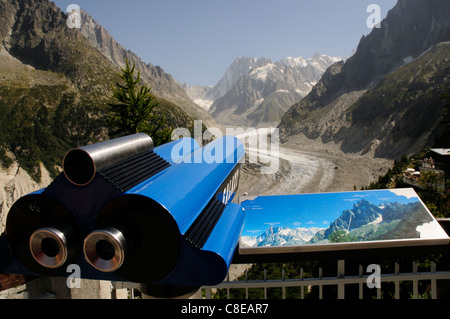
<box><xmin>280</xmin><ymin>56</ymin><xmax>308</xmax><ymax>68</ymax></box>
<box><xmin>241</xmin><ymin>226</ymin><xmax>324</xmax><ymax>248</ymax></box>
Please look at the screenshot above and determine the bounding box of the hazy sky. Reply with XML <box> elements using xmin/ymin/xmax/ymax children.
<box><xmin>53</xmin><ymin>0</ymin><xmax>397</xmax><ymax>86</ymax></box>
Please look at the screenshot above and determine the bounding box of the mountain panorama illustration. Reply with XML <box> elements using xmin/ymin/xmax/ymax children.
<box><xmin>240</xmin><ymin>189</ymin><xmax>449</xmax><ymax>252</ymax></box>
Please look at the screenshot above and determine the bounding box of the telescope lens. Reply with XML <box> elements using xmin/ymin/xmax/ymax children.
<box><xmin>41</xmin><ymin>237</ymin><xmax>60</xmax><ymax>257</ymax></box>
<box><xmin>29</xmin><ymin>228</ymin><xmax>68</xmax><ymax>269</ymax></box>
<box><xmin>83</xmin><ymin>227</ymin><xmax>126</xmax><ymax>272</ymax></box>
<box><xmin>95</xmin><ymin>240</ymin><xmax>115</xmax><ymax>261</ymax></box>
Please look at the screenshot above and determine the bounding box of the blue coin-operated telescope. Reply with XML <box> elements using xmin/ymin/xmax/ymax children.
<box><xmin>4</xmin><ymin>133</ymin><xmax>246</xmax><ymax>289</ymax></box>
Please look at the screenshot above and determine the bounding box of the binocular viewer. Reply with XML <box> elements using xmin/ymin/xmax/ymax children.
<box><xmin>4</xmin><ymin>133</ymin><xmax>245</xmax><ymax>287</ymax></box>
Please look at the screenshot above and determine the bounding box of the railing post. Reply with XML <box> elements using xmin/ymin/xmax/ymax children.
<box><xmin>395</xmin><ymin>263</ymin><xmax>400</xmax><ymax>299</ymax></box>
<box><xmin>359</xmin><ymin>265</ymin><xmax>364</xmax><ymax>299</ymax></box>
<box><xmin>413</xmin><ymin>262</ymin><xmax>418</xmax><ymax>299</ymax></box>
<box><xmin>245</xmin><ymin>269</ymin><xmax>248</xmax><ymax>299</ymax></box>
<box><xmin>431</xmin><ymin>261</ymin><xmax>437</xmax><ymax>299</ymax></box>
<box><xmin>337</xmin><ymin>260</ymin><xmax>345</xmax><ymax>299</ymax></box>
<box><xmin>300</xmin><ymin>268</ymin><xmax>305</xmax><ymax>300</ymax></box>
<box><xmin>264</xmin><ymin>269</ymin><xmax>267</xmax><ymax>299</ymax></box>
<box><xmin>205</xmin><ymin>287</ymin><xmax>212</xmax><ymax>299</ymax></box>
<box><xmin>377</xmin><ymin>282</ymin><xmax>382</xmax><ymax>299</ymax></box>
<box><xmin>319</xmin><ymin>267</ymin><xmax>323</xmax><ymax>300</ymax></box>
<box><xmin>282</xmin><ymin>265</ymin><xmax>286</xmax><ymax>300</ymax></box>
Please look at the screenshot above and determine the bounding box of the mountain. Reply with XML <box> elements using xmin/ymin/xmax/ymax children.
<box><xmin>279</xmin><ymin>0</ymin><xmax>450</xmax><ymax>158</ymax></box>
<box><xmin>209</xmin><ymin>57</ymin><xmax>273</xmax><ymax>102</ymax></box>
<box><xmin>241</xmin><ymin>199</ymin><xmax>438</xmax><ymax>249</ymax></box>
<box><xmin>309</xmin><ymin>200</ymin><xmax>434</xmax><ymax>244</ymax></box>
<box><xmin>0</xmin><ymin>0</ymin><xmax>120</xmax><ymax>179</ymax></box>
<box><xmin>185</xmin><ymin>55</ymin><xmax>342</xmax><ymax>126</ymax></box>
<box><xmin>78</xmin><ymin>10</ymin><xmax>216</xmax><ymax>128</ymax></box>
<box><xmin>184</xmin><ymin>57</ymin><xmax>271</xmax><ymax>111</ymax></box>
<box><xmin>240</xmin><ymin>226</ymin><xmax>322</xmax><ymax>247</ymax></box>
<box><xmin>320</xmin><ymin>199</ymin><xmax>383</xmax><ymax>240</ymax></box>
<box><xmin>0</xmin><ymin>0</ymin><xmax>212</xmax><ymax>180</ymax></box>
<box><xmin>211</xmin><ymin>55</ymin><xmax>342</xmax><ymax>127</ymax></box>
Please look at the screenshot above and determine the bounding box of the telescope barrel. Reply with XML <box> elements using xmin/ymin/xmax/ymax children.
<box><xmin>85</xmin><ymin>195</ymin><xmax>182</xmax><ymax>283</ymax></box>
<box><xmin>63</xmin><ymin>133</ymin><xmax>154</xmax><ymax>186</ymax></box>
<box><xmin>5</xmin><ymin>193</ymin><xmax>80</xmax><ymax>275</ymax></box>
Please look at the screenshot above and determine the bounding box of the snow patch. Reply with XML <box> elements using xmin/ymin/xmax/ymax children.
<box><xmin>282</xmin><ymin>56</ymin><xmax>307</xmax><ymax>68</ymax></box>
<box><xmin>403</xmin><ymin>56</ymin><xmax>414</xmax><ymax>64</ymax></box>
<box><xmin>368</xmin><ymin>215</ymin><xmax>383</xmax><ymax>226</ymax></box>
<box><xmin>249</xmin><ymin>63</ymin><xmax>276</xmax><ymax>80</ymax></box>
<box><xmin>240</xmin><ymin>236</ymin><xmax>258</xmax><ymax>247</ymax></box>
<box><xmin>194</xmin><ymin>98</ymin><xmax>214</xmax><ymax>111</ymax></box>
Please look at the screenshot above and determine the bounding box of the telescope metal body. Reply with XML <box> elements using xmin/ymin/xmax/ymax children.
<box><xmin>85</xmin><ymin>135</ymin><xmax>245</xmax><ymax>285</ymax></box>
<box><xmin>4</xmin><ymin>134</ymin><xmax>245</xmax><ymax>286</ymax></box>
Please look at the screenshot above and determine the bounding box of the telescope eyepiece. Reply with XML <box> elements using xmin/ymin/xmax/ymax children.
<box><xmin>63</xmin><ymin>133</ymin><xmax>154</xmax><ymax>186</ymax></box>
<box><xmin>63</xmin><ymin>149</ymin><xmax>95</xmax><ymax>186</ymax></box>
<box><xmin>83</xmin><ymin>227</ymin><xmax>126</xmax><ymax>272</ymax></box>
<box><xmin>29</xmin><ymin>227</ymin><xmax>68</xmax><ymax>269</ymax></box>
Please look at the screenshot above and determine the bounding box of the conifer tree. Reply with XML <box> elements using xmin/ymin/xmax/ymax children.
<box><xmin>108</xmin><ymin>59</ymin><xmax>171</xmax><ymax>145</ymax></box>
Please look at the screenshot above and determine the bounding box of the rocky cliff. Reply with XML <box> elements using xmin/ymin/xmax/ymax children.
<box><xmin>0</xmin><ymin>0</ymin><xmax>205</xmax><ymax>178</ymax></box>
<box><xmin>279</xmin><ymin>0</ymin><xmax>450</xmax><ymax>158</ymax></box>
<box><xmin>0</xmin><ymin>160</ymin><xmax>52</xmax><ymax>234</ymax></box>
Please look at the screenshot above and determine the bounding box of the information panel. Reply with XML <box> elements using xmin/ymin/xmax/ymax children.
<box><xmin>239</xmin><ymin>188</ymin><xmax>449</xmax><ymax>254</ymax></box>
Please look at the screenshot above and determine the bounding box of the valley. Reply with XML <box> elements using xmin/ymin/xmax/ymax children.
<box><xmin>236</xmin><ymin>132</ymin><xmax>393</xmax><ymax>198</ymax></box>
